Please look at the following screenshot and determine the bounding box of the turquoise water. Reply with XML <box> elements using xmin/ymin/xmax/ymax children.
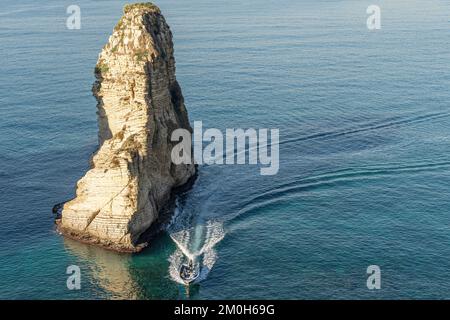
<box><xmin>1</xmin><ymin>0</ymin><xmax>450</xmax><ymax>299</ymax></box>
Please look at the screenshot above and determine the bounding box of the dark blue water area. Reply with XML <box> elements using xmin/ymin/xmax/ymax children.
<box><xmin>1</xmin><ymin>0</ymin><xmax>450</xmax><ymax>299</ymax></box>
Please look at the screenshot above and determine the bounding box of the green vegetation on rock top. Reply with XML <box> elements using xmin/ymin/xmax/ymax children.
<box><xmin>95</xmin><ymin>62</ymin><xmax>109</xmax><ymax>75</ymax></box>
<box><xmin>123</xmin><ymin>2</ymin><xmax>160</xmax><ymax>14</ymax></box>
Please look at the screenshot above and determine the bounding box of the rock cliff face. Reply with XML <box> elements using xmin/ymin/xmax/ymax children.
<box><xmin>58</xmin><ymin>3</ymin><xmax>195</xmax><ymax>252</ymax></box>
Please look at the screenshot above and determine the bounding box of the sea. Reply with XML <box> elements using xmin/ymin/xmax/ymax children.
<box><xmin>1</xmin><ymin>0</ymin><xmax>450</xmax><ymax>299</ymax></box>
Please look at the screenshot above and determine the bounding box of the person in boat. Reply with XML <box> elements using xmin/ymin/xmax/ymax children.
<box><xmin>180</xmin><ymin>259</ymin><xmax>198</xmax><ymax>282</ymax></box>
<box><xmin>181</xmin><ymin>260</ymin><xmax>191</xmax><ymax>278</ymax></box>
<box><xmin>181</xmin><ymin>267</ymin><xmax>188</xmax><ymax>278</ymax></box>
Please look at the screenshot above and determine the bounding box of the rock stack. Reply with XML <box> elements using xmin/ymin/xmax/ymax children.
<box><xmin>58</xmin><ymin>3</ymin><xmax>196</xmax><ymax>252</ymax></box>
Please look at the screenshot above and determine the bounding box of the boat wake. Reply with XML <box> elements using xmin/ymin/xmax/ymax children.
<box><xmin>167</xmin><ymin>203</ymin><xmax>225</xmax><ymax>284</ymax></box>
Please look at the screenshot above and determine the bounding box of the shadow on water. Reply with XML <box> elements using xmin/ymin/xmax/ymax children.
<box><xmin>63</xmin><ymin>234</ymin><xmax>188</xmax><ymax>299</ymax></box>
<box><xmin>59</xmin><ymin>169</ymin><xmax>212</xmax><ymax>299</ymax></box>
<box><xmin>63</xmin><ymin>237</ymin><xmax>139</xmax><ymax>299</ymax></box>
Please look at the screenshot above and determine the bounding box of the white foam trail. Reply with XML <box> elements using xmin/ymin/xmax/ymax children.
<box><xmin>170</xmin><ymin>229</ymin><xmax>194</xmax><ymax>260</ymax></box>
<box><xmin>199</xmin><ymin>221</ymin><xmax>225</xmax><ymax>255</ymax></box>
<box><xmin>168</xmin><ymin>249</ymin><xmax>185</xmax><ymax>284</ymax></box>
<box><xmin>195</xmin><ymin>221</ymin><xmax>225</xmax><ymax>282</ymax></box>
<box><xmin>167</xmin><ymin>204</ymin><xmax>225</xmax><ymax>284</ymax></box>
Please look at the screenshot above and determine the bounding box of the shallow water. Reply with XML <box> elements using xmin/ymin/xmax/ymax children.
<box><xmin>1</xmin><ymin>0</ymin><xmax>450</xmax><ymax>299</ymax></box>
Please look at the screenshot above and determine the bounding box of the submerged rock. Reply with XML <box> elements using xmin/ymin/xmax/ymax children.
<box><xmin>58</xmin><ymin>3</ymin><xmax>196</xmax><ymax>252</ymax></box>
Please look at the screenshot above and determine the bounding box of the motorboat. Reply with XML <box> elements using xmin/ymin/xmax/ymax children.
<box><xmin>179</xmin><ymin>259</ymin><xmax>200</xmax><ymax>285</ymax></box>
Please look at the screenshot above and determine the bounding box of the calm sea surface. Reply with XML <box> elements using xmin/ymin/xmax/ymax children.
<box><xmin>1</xmin><ymin>0</ymin><xmax>450</xmax><ymax>299</ymax></box>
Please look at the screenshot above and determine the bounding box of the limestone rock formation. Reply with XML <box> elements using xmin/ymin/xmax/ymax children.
<box><xmin>58</xmin><ymin>3</ymin><xmax>196</xmax><ymax>252</ymax></box>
